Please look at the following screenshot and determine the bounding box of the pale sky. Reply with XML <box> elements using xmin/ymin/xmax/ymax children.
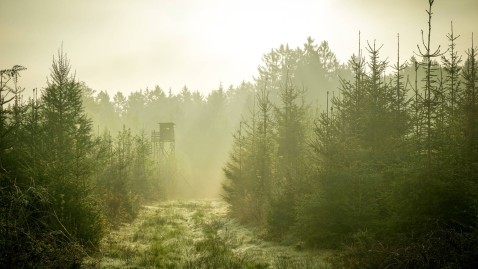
<box><xmin>1</xmin><ymin>0</ymin><xmax>477</xmax><ymax>96</ymax></box>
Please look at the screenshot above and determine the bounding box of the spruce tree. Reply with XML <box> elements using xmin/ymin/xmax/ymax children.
<box><xmin>415</xmin><ymin>0</ymin><xmax>443</xmax><ymax>167</ymax></box>
<box><xmin>442</xmin><ymin>22</ymin><xmax>462</xmax><ymax>121</ymax></box>
<box><xmin>40</xmin><ymin>47</ymin><xmax>103</xmax><ymax>248</ymax></box>
<box><xmin>461</xmin><ymin>35</ymin><xmax>478</xmax><ymax>179</ymax></box>
<box><xmin>253</xmin><ymin>83</ymin><xmax>276</xmax><ymax>224</ymax></box>
<box><xmin>268</xmin><ymin>74</ymin><xmax>309</xmax><ymax>236</ymax></box>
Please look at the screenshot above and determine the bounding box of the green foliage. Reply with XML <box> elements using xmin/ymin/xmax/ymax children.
<box><xmin>38</xmin><ymin>47</ymin><xmax>104</xmax><ymax>249</ymax></box>
<box><xmin>1</xmin><ymin>47</ymin><xmax>166</xmax><ymax>267</ymax></box>
<box><xmin>292</xmin><ymin>42</ymin><xmax>405</xmax><ymax>248</ymax></box>
<box><xmin>3</xmin><ymin>1</ymin><xmax>478</xmax><ymax>266</ymax></box>
<box><xmin>273</xmin><ymin>255</ymin><xmax>330</xmax><ymax>269</ymax></box>
<box><xmin>89</xmin><ymin>200</ymin><xmax>329</xmax><ymax>268</ymax></box>
<box><xmin>223</xmin><ymin>83</ymin><xmax>278</xmax><ymax>226</ymax></box>
<box><xmin>190</xmin><ymin>220</ymin><xmax>261</xmax><ymax>269</ymax></box>
<box><xmin>0</xmin><ymin>62</ymin><xmax>97</xmax><ymax>266</ymax></box>
<box><xmin>224</xmin><ymin>40</ymin><xmax>340</xmax><ymax>235</ymax></box>
<box><xmin>94</xmin><ymin>127</ymin><xmax>159</xmax><ymax>226</ymax></box>
<box><xmin>268</xmin><ymin>77</ymin><xmax>310</xmax><ymax>237</ymax></box>
<box><xmin>223</xmin><ymin>2</ymin><xmax>478</xmax><ymax>267</ymax></box>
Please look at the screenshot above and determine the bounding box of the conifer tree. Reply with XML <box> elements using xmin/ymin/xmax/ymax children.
<box><xmin>223</xmin><ymin>120</ymin><xmax>256</xmax><ymax>222</ymax></box>
<box><xmin>415</xmin><ymin>0</ymin><xmax>443</xmax><ymax>167</ymax></box>
<box><xmin>268</xmin><ymin>74</ymin><xmax>309</xmax><ymax>236</ymax></box>
<box><xmin>461</xmin><ymin>35</ymin><xmax>478</xmax><ymax>179</ymax></box>
<box><xmin>253</xmin><ymin>84</ymin><xmax>276</xmax><ymax>224</ymax></box>
<box><xmin>442</xmin><ymin>22</ymin><xmax>462</xmax><ymax>121</ymax></box>
<box><xmin>40</xmin><ymin>47</ymin><xmax>103</xmax><ymax>247</ymax></box>
<box><xmin>223</xmin><ymin>82</ymin><xmax>275</xmax><ymax>224</ymax></box>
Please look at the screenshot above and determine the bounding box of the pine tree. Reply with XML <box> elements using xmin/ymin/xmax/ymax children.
<box><xmin>442</xmin><ymin>22</ymin><xmax>462</xmax><ymax>122</ymax></box>
<box><xmin>223</xmin><ymin>120</ymin><xmax>255</xmax><ymax>222</ymax></box>
<box><xmin>268</xmin><ymin>73</ymin><xmax>309</xmax><ymax>236</ymax></box>
<box><xmin>415</xmin><ymin>0</ymin><xmax>444</xmax><ymax>168</ymax></box>
<box><xmin>40</xmin><ymin>47</ymin><xmax>103</xmax><ymax>248</ymax></box>
<box><xmin>223</xmin><ymin>78</ymin><xmax>277</xmax><ymax>225</ymax></box>
<box><xmin>0</xmin><ymin>65</ymin><xmax>26</xmax><ymax>163</ymax></box>
<box><xmin>253</xmin><ymin>83</ymin><xmax>276</xmax><ymax>224</ymax></box>
<box><xmin>461</xmin><ymin>34</ymin><xmax>478</xmax><ymax>180</ymax></box>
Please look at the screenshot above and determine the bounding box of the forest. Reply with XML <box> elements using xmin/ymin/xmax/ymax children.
<box><xmin>1</xmin><ymin>0</ymin><xmax>478</xmax><ymax>268</ymax></box>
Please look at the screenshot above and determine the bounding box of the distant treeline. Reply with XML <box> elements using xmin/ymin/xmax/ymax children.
<box><xmin>80</xmin><ymin>80</ymin><xmax>254</xmax><ymax>199</ymax></box>
<box><xmin>223</xmin><ymin>1</ymin><xmax>478</xmax><ymax>268</ymax></box>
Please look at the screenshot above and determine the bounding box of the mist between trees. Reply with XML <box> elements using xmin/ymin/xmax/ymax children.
<box><xmin>1</xmin><ymin>0</ymin><xmax>478</xmax><ymax>267</ymax></box>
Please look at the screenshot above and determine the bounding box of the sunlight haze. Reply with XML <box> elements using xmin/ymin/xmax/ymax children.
<box><xmin>2</xmin><ymin>0</ymin><xmax>477</xmax><ymax>96</ymax></box>
<box><xmin>3</xmin><ymin>1</ymin><xmax>478</xmax><ymax>266</ymax></box>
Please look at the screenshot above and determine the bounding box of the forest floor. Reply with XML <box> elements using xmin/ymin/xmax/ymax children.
<box><xmin>83</xmin><ymin>199</ymin><xmax>332</xmax><ymax>268</ymax></box>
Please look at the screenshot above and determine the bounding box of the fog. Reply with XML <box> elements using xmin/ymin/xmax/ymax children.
<box><xmin>2</xmin><ymin>0</ymin><xmax>476</xmax><ymax>96</ymax></box>
<box><xmin>3</xmin><ymin>0</ymin><xmax>478</xmax><ymax>267</ymax></box>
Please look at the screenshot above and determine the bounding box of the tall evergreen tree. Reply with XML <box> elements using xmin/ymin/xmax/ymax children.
<box><xmin>461</xmin><ymin>35</ymin><xmax>478</xmax><ymax>180</ymax></box>
<box><xmin>442</xmin><ymin>22</ymin><xmax>462</xmax><ymax>121</ymax></box>
<box><xmin>40</xmin><ymin>47</ymin><xmax>103</xmax><ymax>248</ymax></box>
<box><xmin>415</xmin><ymin>0</ymin><xmax>444</xmax><ymax>167</ymax></box>
<box><xmin>268</xmin><ymin>74</ymin><xmax>310</xmax><ymax>236</ymax></box>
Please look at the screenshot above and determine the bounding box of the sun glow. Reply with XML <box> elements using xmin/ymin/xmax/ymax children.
<box><xmin>1</xmin><ymin>0</ymin><xmax>477</xmax><ymax>95</ymax></box>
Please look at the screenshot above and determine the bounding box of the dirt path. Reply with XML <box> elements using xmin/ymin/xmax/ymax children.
<box><xmin>83</xmin><ymin>200</ymin><xmax>330</xmax><ymax>268</ymax></box>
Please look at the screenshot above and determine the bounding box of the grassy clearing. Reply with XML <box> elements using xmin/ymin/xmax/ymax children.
<box><xmin>83</xmin><ymin>200</ymin><xmax>330</xmax><ymax>268</ymax></box>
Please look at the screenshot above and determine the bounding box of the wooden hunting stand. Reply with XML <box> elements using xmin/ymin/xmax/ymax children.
<box><xmin>151</xmin><ymin>122</ymin><xmax>176</xmax><ymax>196</ymax></box>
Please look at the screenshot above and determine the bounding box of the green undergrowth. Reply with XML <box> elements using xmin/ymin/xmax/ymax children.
<box><xmin>83</xmin><ymin>200</ymin><xmax>330</xmax><ymax>268</ymax></box>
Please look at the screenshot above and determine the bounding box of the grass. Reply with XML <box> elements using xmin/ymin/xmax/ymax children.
<box><xmin>83</xmin><ymin>200</ymin><xmax>331</xmax><ymax>268</ymax></box>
